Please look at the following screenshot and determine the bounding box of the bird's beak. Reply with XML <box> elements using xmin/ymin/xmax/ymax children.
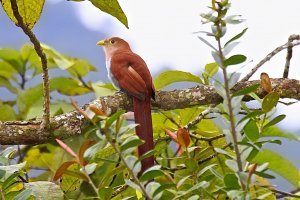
<box><xmin>96</xmin><ymin>40</ymin><xmax>105</xmax><ymax>46</ymax></box>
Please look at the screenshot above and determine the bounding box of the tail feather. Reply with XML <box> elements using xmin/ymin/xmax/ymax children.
<box><xmin>133</xmin><ymin>94</ymin><xmax>154</xmax><ymax>173</ymax></box>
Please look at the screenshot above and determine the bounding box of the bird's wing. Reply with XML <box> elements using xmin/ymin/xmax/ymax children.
<box><xmin>110</xmin><ymin>51</ymin><xmax>151</xmax><ymax>100</ymax></box>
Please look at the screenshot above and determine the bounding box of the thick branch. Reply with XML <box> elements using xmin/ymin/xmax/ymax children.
<box><xmin>0</xmin><ymin>78</ymin><xmax>299</xmax><ymax>145</ymax></box>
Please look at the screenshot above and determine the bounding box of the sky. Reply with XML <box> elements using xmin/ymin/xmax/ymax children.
<box><xmin>70</xmin><ymin>0</ymin><xmax>300</xmax><ymax>133</ymax></box>
<box><xmin>1</xmin><ymin>0</ymin><xmax>300</xmax><ymax>190</ymax></box>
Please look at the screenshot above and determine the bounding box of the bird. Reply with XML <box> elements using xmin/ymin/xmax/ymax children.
<box><xmin>97</xmin><ymin>37</ymin><xmax>155</xmax><ymax>173</ymax></box>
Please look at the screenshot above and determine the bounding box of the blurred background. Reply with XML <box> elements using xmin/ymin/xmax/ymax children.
<box><xmin>1</xmin><ymin>0</ymin><xmax>300</xmax><ymax>191</ymax></box>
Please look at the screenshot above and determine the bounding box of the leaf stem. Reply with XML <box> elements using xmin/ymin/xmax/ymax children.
<box><xmin>215</xmin><ymin>23</ymin><xmax>245</xmax><ymax>190</ymax></box>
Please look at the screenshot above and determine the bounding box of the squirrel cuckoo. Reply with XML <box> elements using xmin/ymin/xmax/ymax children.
<box><xmin>97</xmin><ymin>37</ymin><xmax>155</xmax><ymax>173</ymax></box>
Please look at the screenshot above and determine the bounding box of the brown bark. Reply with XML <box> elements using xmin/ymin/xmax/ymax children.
<box><xmin>0</xmin><ymin>78</ymin><xmax>299</xmax><ymax>145</ymax></box>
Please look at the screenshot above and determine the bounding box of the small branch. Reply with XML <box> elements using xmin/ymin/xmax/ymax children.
<box><xmin>276</xmin><ymin>188</ymin><xmax>300</xmax><ymax>199</ymax></box>
<box><xmin>184</xmin><ymin>105</ymin><xmax>216</xmax><ymax>129</ymax></box>
<box><xmin>198</xmin><ymin>143</ymin><xmax>231</xmax><ymax>165</ymax></box>
<box><xmin>283</xmin><ymin>34</ymin><xmax>300</xmax><ymax>78</ymax></box>
<box><xmin>259</xmin><ymin>185</ymin><xmax>300</xmax><ymax>198</ymax></box>
<box><xmin>78</xmin><ymin>76</ymin><xmax>93</xmax><ymax>91</ymax></box>
<box><xmin>215</xmin><ymin>21</ymin><xmax>244</xmax><ymax>189</ymax></box>
<box><xmin>111</xmin><ymin>185</ymin><xmax>129</xmax><ymax>198</ymax></box>
<box><xmin>190</xmin><ymin>133</ymin><xmax>225</xmax><ymax>142</ymax></box>
<box><xmin>10</xmin><ymin>0</ymin><xmax>50</xmax><ymax>129</ymax></box>
<box><xmin>160</xmin><ymin>111</ymin><xmax>181</xmax><ymax>128</ymax></box>
<box><xmin>241</xmin><ymin>39</ymin><xmax>300</xmax><ymax>82</ymax></box>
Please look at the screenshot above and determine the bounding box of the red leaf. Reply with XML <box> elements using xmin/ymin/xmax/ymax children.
<box><xmin>177</xmin><ymin>128</ymin><xmax>190</xmax><ymax>148</ymax></box>
<box><xmin>78</xmin><ymin>140</ymin><xmax>97</xmax><ymax>166</ymax></box>
<box><xmin>53</xmin><ymin>160</ymin><xmax>78</xmax><ymax>181</ymax></box>
<box><xmin>164</xmin><ymin>128</ymin><xmax>178</xmax><ymax>142</ymax></box>
<box><xmin>56</xmin><ymin>139</ymin><xmax>79</xmax><ymax>162</ymax></box>
<box><xmin>260</xmin><ymin>73</ymin><xmax>272</xmax><ymax>93</ymax></box>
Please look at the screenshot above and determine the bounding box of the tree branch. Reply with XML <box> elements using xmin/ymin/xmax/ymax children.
<box><xmin>241</xmin><ymin>38</ymin><xmax>300</xmax><ymax>82</ymax></box>
<box><xmin>0</xmin><ymin>78</ymin><xmax>299</xmax><ymax>145</ymax></box>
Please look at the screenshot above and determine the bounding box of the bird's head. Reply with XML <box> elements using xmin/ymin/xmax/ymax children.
<box><xmin>96</xmin><ymin>37</ymin><xmax>131</xmax><ymax>58</ymax></box>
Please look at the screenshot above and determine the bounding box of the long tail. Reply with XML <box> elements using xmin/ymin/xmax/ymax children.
<box><xmin>133</xmin><ymin>94</ymin><xmax>154</xmax><ymax>173</ymax></box>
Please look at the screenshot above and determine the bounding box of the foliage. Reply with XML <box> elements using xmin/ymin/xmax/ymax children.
<box><xmin>0</xmin><ymin>0</ymin><xmax>300</xmax><ymax>199</ymax></box>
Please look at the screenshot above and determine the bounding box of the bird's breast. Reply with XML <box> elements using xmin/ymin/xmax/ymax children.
<box><xmin>106</xmin><ymin>58</ymin><xmax>120</xmax><ymax>89</ymax></box>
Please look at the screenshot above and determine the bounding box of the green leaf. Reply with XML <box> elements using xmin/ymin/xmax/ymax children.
<box><xmin>92</xmin><ymin>82</ymin><xmax>117</xmax><ymax>97</ymax></box>
<box><xmin>264</xmin><ymin>115</ymin><xmax>286</xmax><ymax>129</ymax></box>
<box><xmin>104</xmin><ymin>110</ymin><xmax>125</xmax><ymax>130</ymax></box>
<box><xmin>197</xmin><ymin>36</ymin><xmax>217</xmax><ymax>51</ymax></box>
<box><xmin>204</xmin><ymin>62</ymin><xmax>218</xmax><ymax>77</ymax></box>
<box><xmin>0</xmin><ymin>162</ymin><xmax>26</xmax><ymax>179</ymax></box>
<box><xmin>261</xmin><ymin>126</ymin><xmax>300</xmax><ymax>142</ymax></box>
<box><xmin>26</xmin><ymin>99</ymin><xmax>74</xmax><ymax>119</ymax></box>
<box><xmin>2</xmin><ymin>172</ymin><xmax>21</xmax><ymax>191</ymax></box>
<box><xmin>0</xmin><ymin>77</ymin><xmax>17</xmax><ymax>93</ymax></box>
<box><xmin>1</xmin><ymin>0</ymin><xmax>45</xmax><ymax>29</ymax></box>
<box><xmin>0</xmin><ymin>48</ymin><xmax>23</xmax><ymax>74</ymax></box>
<box><xmin>0</xmin><ymin>61</ymin><xmax>18</xmax><ymax>79</ymax></box>
<box><xmin>60</xmin><ymin>174</ymin><xmax>81</xmax><ymax>193</ymax></box>
<box><xmin>243</xmin><ymin>119</ymin><xmax>259</xmax><ymax>142</ymax></box>
<box><xmin>152</xmin><ymin>183</ymin><xmax>175</xmax><ymax>198</ymax></box>
<box><xmin>251</xmin><ymin>149</ymin><xmax>300</xmax><ymax>187</ymax></box>
<box><xmin>89</xmin><ymin>0</ymin><xmax>128</xmax><ymax>28</ymax></box>
<box><xmin>24</xmin><ymin>181</ymin><xmax>64</xmax><ymax>199</ymax></box>
<box><xmin>139</xmin><ymin>165</ymin><xmax>164</xmax><ymax>182</ymax></box>
<box><xmin>224</xmin><ymin>54</ymin><xmax>246</xmax><ymax>67</ymax></box>
<box><xmin>197</xmin><ymin>164</ymin><xmax>217</xmax><ymax>177</ymax></box>
<box><xmin>41</xmin><ymin>44</ymin><xmax>73</xmax><ymax>70</ymax></box>
<box><xmin>225</xmin><ymin>15</ymin><xmax>245</xmax><ymax>24</ymax></box>
<box><xmin>50</xmin><ymin>77</ymin><xmax>91</xmax><ymax>96</ymax></box>
<box><xmin>232</xmin><ymin>83</ymin><xmax>260</xmax><ymax>97</ymax></box>
<box><xmin>125</xmin><ymin>155</ymin><xmax>141</xmax><ymax>176</ymax></box>
<box><xmin>154</xmin><ymin>70</ymin><xmax>202</xmax><ymax>90</ymax></box>
<box><xmin>13</xmin><ymin>189</ymin><xmax>32</xmax><ymax>200</ymax></box>
<box><xmin>16</xmin><ymin>84</ymin><xmax>42</xmax><ymax>114</ymax></box>
<box><xmin>99</xmin><ymin>187</ymin><xmax>113</xmax><ymax>200</ymax></box>
<box><xmin>121</xmin><ymin>136</ymin><xmax>144</xmax><ymax>152</ymax></box>
<box><xmin>83</xmin><ymin>163</ymin><xmax>97</xmax><ymax>175</ymax></box>
<box><xmin>21</xmin><ymin>44</ymin><xmax>57</xmax><ymax>75</ymax></box>
<box><xmin>0</xmin><ymin>101</ymin><xmax>17</xmax><ymax>120</ymax></box>
<box><xmin>262</xmin><ymin>91</ymin><xmax>280</xmax><ymax>112</ymax></box>
<box><xmin>146</xmin><ymin>182</ymin><xmax>161</xmax><ymax>199</ymax></box>
<box><xmin>84</xmin><ymin>140</ymin><xmax>107</xmax><ymax>160</ymax></box>
<box><xmin>224</xmin><ymin>174</ymin><xmax>240</xmax><ymax>189</ymax></box>
<box><xmin>0</xmin><ymin>169</ymin><xmax>6</xmax><ymax>179</ymax></box>
<box><xmin>125</xmin><ymin>179</ymin><xmax>141</xmax><ymax>192</ymax></box>
<box><xmin>67</xmin><ymin>60</ymin><xmax>97</xmax><ymax>78</ymax></box>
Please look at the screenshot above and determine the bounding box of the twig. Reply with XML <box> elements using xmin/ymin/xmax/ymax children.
<box><xmin>10</xmin><ymin>0</ymin><xmax>50</xmax><ymax>130</ymax></box>
<box><xmin>216</xmin><ymin>22</ymin><xmax>245</xmax><ymax>190</ymax></box>
<box><xmin>283</xmin><ymin>34</ymin><xmax>300</xmax><ymax>78</ymax></box>
<box><xmin>259</xmin><ymin>185</ymin><xmax>300</xmax><ymax>198</ymax></box>
<box><xmin>78</xmin><ymin>76</ymin><xmax>93</xmax><ymax>90</ymax></box>
<box><xmin>276</xmin><ymin>188</ymin><xmax>300</xmax><ymax>199</ymax></box>
<box><xmin>198</xmin><ymin>143</ymin><xmax>231</xmax><ymax>165</ymax></box>
<box><xmin>184</xmin><ymin>105</ymin><xmax>216</xmax><ymax>129</ymax></box>
<box><xmin>160</xmin><ymin>111</ymin><xmax>181</xmax><ymax>128</ymax></box>
<box><xmin>241</xmin><ymin>39</ymin><xmax>300</xmax><ymax>82</ymax></box>
<box><xmin>190</xmin><ymin>133</ymin><xmax>225</xmax><ymax>142</ymax></box>
<box><xmin>111</xmin><ymin>185</ymin><xmax>129</xmax><ymax>198</ymax></box>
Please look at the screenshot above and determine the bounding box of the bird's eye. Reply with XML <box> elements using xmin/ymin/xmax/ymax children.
<box><xmin>110</xmin><ymin>40</ymin><xmax>115</xmax><ymax>44</ymax></box>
